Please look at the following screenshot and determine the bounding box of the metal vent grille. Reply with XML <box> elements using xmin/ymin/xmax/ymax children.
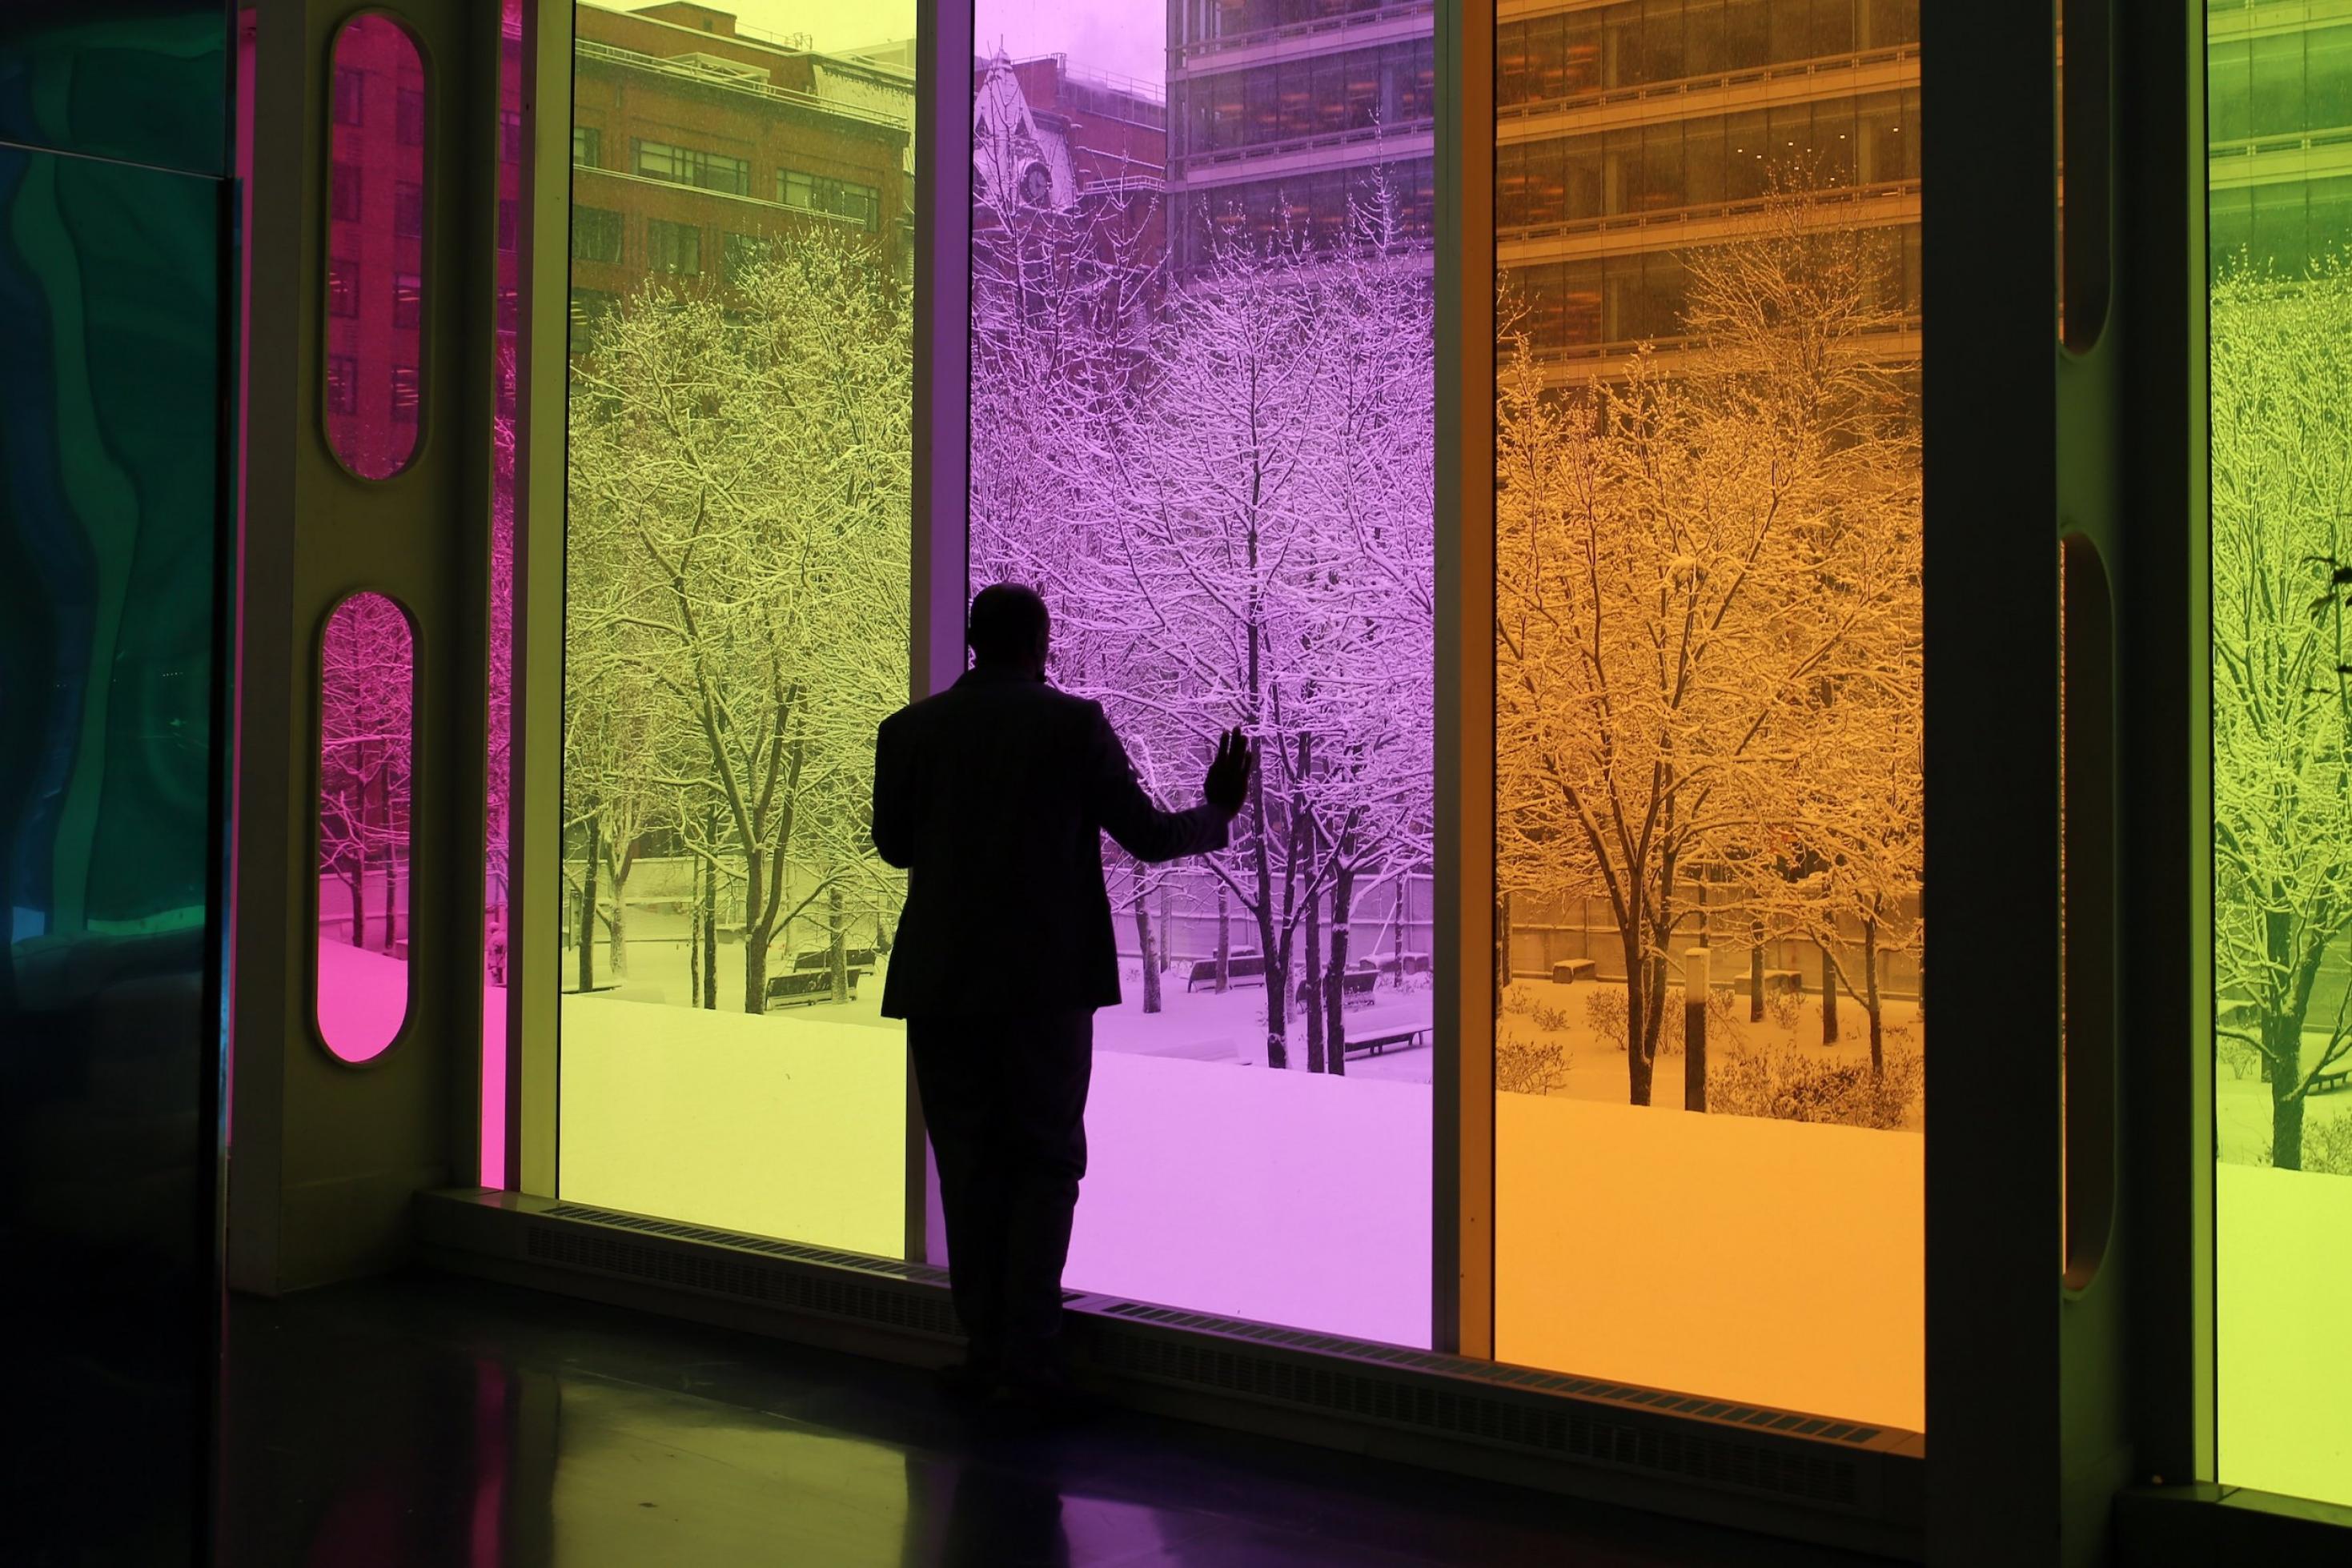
<box><xmin>541</xmin><ymin>1202</ymin><xmax>950</xmax><ymax>1285</ymax></box>
<box><xmin>1098</xmin><ymin>1302</ymin><xmax>1882</xmax><ymax>1446</ymax></box>
<box><xmin>1090</xmin><ymin>1305</ymin><xmax>1864</xmax><ymax>1510</ymax></box>
<box><xmin>522</xmin><ymin>1219</ymin><xmax>959</xmax><ymax>1338</ymax></box>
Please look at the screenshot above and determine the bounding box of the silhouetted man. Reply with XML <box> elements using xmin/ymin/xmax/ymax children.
<box><xmin>873</xmin><ymin>583</ymin><xmax>1253</xmax><ymax>1404</ymax></box>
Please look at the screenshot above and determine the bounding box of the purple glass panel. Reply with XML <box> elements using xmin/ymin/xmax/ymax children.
<box><xmin>323</xmin><ymin>14</ymin><xmax>427</xmax><ymax>480</ymax></box>
<box><xmin>482</xmin><ymin>0</ymin><xmax>523</xmax><ymax>1186</ymax></box>
<box><xmin>968</xmin><ymin>0</ymin><xmax>1437</xmax><ymax>1345</ymax></box>
<box><xmin>316</xmin><ymin>592</ymin><xmax>415</xmax><ymax>1062</ymax></box>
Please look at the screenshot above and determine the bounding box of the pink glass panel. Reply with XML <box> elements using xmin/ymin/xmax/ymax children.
<box><xmin>482</xmin><ymin>0</ymin><xmax>523</xmax><ymax>1186</ymax></box>
<box><xmin>323</xmin><ymin>14</ymin><xmax>427</xmax><ymax>480</ymax></box>
<box><xmin>316</xmin><ymin>592</ymin><xmax>416</xmax><ymax>1062</ymax></box>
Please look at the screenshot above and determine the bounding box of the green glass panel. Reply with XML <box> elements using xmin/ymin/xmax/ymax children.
<box><xmin>0</xmin><ymin>2</ymin><xmax>230</xmax><ymax>178</ymax></box>
<box><xmin>0</xmin><ymin>140</ymin><xmax>226</xmax><ymax>1561</ymax></box>
<box><xmin>2210</xmin><ymin>5</ymin><xmax>2352</xmax><ymax>1510</ymax></box>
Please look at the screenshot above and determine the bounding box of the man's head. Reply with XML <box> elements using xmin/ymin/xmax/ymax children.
<box><xmin>968</xmin><ymin>583</ymin><xmax>1051</xmax><ymax>679</ymax></box>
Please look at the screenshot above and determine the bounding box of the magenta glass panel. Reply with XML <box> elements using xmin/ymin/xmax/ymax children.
<box><xmin>323</xmin><ymin>14</ymin><xmax>427</xmax><ymax>480</ymax></box>
<box><xmin>316</xmin><ymin>592</ymin><xmax>415</xmax><ymax>1062</ymax></box>
<box><xmin>482</xmin><ymin>0</ymin><xmax>522</xmax><ymax>1186</ymax></box>
<box><xmin>969</xmin><ymin>0</ymin><xmax>1438</xmax><ymax>1345</ymax></box>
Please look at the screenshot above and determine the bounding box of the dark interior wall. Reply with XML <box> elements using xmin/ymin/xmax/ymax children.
<box><xmin>0</xmin><ymin>3</ymin><xmax>232</xmax><ymax>1563</ymax></box>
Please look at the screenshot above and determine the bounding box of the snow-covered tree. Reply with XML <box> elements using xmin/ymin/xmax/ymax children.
<box><xmin>2210</xmin><ymin>251</ymin><xmax>2352</xmax><ymax>1169</ymax></box>
<box><xmin>1496</xmin><ymin>181</ymin><xmax>1921</xmax><ymax>1106</ymax></box>
<box><xmin>566</xmin><ymin>230</ymin><xmax>911</xmax><ymax>1012</ymax></box>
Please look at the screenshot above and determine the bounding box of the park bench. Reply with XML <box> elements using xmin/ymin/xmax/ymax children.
<box><xmin>765</xmin><ymin>968</ymin><xmax>861</xmax><ymax>1009</ymax></box>
<box><xmin>1378</xmin><ymin>952</ymin><xmax>1432</xmax><ymax>977</ymax></box>
<box><xmin>1344</xmin><ymin>1025</ymin><xmax>1427</xmax><ymax>1057</ymax></box>
<box><xmin>1186</xmin><ymin>952</ymin><xmax>1266</xmax><ymax>992</ymax></box>
<box><xmin>1550</xmin><ymin>959</ymin><xmax>1597</xmax><ymax>985</ymax></box>
<box><xmin>1295</xmin><ymin>964</ymin><xmax>1379</xmax><ymax>1009</ymax></box>
<box><xmin>2313</xmin><ymin>1065</ymin><xmax>2352</xmax><ymax>1096</ymax></box>
<box><xmin>795</xmin><ymin>947</ymin><xmax>877</xmax><ymax>972</ymax></box>
<box><xmin>1755</xmin><ymin>968</ymin><xmax>1803</xmax><ymax>998</ymax></box>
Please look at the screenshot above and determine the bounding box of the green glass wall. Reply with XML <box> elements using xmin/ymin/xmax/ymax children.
<box><xmin>2210</xmin><ymin>0</ymin><xmax>2352</xmax><ymax>1507</ymax></box>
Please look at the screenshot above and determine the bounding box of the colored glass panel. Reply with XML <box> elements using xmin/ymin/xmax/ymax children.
<box><xmin>1493</xmin><ymin>0</ymin><xmax>1925</xmax><ymax>1430</ymax></box>
<box><xmin>969</xmin><ymin>0</ymin><xmax>1438</xmax><ymax>1346</ymax></box>
<box><xmin>484</xmin><ymin>0</ymin><xmax>524</xmax><ymax>1187</ymax></box>
<box><xmin>0</xmin><ymin>134</ymin><xmax>226</xmax><ymax>1561</ymax></box>
<box><xmin>323</xmin><ymin>15</ymin><xmax>427</xmax><ymax>481</ymax></box>
<box><xmin>555</xmin><ymin>2</ymin><xmax>917</xmax><ymax>1257</ymax></box>
<box><xmin>2210</xmin><ymin>2</ymin><xmax>2352</xmax><ymax>1509</ymax></box>
<box><xmin>0</xmin><ymin>2</ymin><xmax>230</xmax><ymax>177</ymax></box>
<box><xmin>315</xmin><ymin>592</ymin><xmax>415</xmax><ymax>1064</ymax></box>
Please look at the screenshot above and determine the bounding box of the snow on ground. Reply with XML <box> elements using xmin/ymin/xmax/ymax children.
<box><xmin>2215</xmin><ymin>1048</ymin><xmax>2352</xmax><ymax>1165</ymax></box>
<box><xmin>2219</xmin><ymin>1161</ymin><xmax>2352</xmax><ymax>1505</ymax></box>
<box><xmin>1497</xmin><ymin>1093</ymin><xmax>1924</xmax><ymax>1433</ymax></box>
<box><xmin>1502</xmin><ymin>976</ymin><xmax>1925</xmax><ymax>1127</ymax></box>
<box><xmin>315</xmin><ymin>938</ymin><xmax>409</xmax><ymax>1061</ymax></box>
<box><xmin>557</xmin><ymin>945</ymin><xmax>1925</xmax><ymax>1420</ymax></box>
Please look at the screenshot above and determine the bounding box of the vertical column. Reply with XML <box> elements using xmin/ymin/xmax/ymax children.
<box><xmin>1433</xmin><ymin>0</ymin><xmax>1495</xmax><ymax>1360</ymax></box>
<box><xmin>909</xmin><ymin>0</ymin><xmax>973</xmax><ymax>1262</ymax></box>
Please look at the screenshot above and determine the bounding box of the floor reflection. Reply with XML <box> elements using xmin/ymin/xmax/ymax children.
<box><xmin>219</xmin><ymin>1273</ymin><xmax>1885</xmax><ymax>1566</ymax></box>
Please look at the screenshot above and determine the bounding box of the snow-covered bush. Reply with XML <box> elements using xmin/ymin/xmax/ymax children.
<box><xmin>1495</xmin><ymin>1034</ymin><xmax>1571</xmax><ymax>1096</ymax></box>
<box><xmin>1709</xmin><ymin>1043</ymin><xmax>1921</xmax><ymax>1131</ymax></box>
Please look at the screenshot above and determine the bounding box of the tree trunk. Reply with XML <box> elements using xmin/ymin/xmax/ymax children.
<box><xmin>701</xmin><ymin>865</ymin><xmax>718</xmax><ymax>1011</ymax></box>
<box><xmin>689</xmin><ymin>856</ymin><xmax>702</xmax><ymax>1009</ymax></box>
<box><xmin>1134</xmin><ymin>887</ymin><xmax>1162</xmax><ymax>1014</ymax></box>
<box><xmin>577</xmin><ymin>815</ymin><xmax>598</xmax><ymax>993</ymax></box>
<box><xmin>1216</xmin><ymin>884</ymin><xmax>1231</xmax><ymax>993</ymax></box>
<box><xmin>1328</xmin><ymin>866</ymin><xmax>1355</xmax><ymax>1076</ymax></box>
<box><xmin>1158</xmin><ymin>883</ymin><xmax>1173</xmax><ymax>972</ymax></box>
<box><xmin>606</xmin><ymin>842</ymin><xmax>629</xmax><ymax>980</ymax></box>
<box><xmin>1304</xmin><ymin>887</ymin><xmax>1326</xmax><ymax>1074</ymax></box>
<box><xmin>1494</xmin><ymin>888</ymin><xmax>1511</xmax><ymax>1018</ymax></box>
<box><xmin>345</xmin><ymin>872</ymin><xmax>366</xmax><ymax>948</ymax></box>
<box><xmin>379</xmin><ymin>772</ymin><xmax>397</xmax><ymax>952</ymax></box>
<box><xmin>1750</xmin><ymin>918</ymin><xmax>1766</xmax><ymax>1022</ymax></box>
<box><xmin>1820</xmin><ymin>939</ymin><xmax>1840</xmax><ymax>1044</ymax></box>
<box><xmin>829</xmin><ymin>884</ymin><xmax>848</xmax><ymax>1005</ymax></box>
<box><xmin>1863</xmin><ymin>916</ymin><xmax>1884</xmax><ymax>1080</ymax></box>
<box><xmin>2270</xmin><ymin>1011</ymin><xmax>2306</xmax><ymax>1169</ymax></box>
<box><xmin>741</xmin><ymin>846</ymin><xmax>769</xmax><ymax>1015</ymax></box>
<box><xmin>1621</xmin><ymin>928</ymin><xmax>1653</xmax><ymax>1106</ymax></box>
<box><xmin>1684</xmin><ymin>948</ymin><xmax>1708</xmax><ymax>1113</ymax></box>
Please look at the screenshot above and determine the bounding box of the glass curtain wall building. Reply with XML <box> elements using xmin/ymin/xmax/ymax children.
<box><xmin>556</xmin><ymin>0</ymin><xmax>917</xmax><ymax>1256</ymax></box>
<box><xmin>1495</xmin><ymin>0</ymin><xmax>1925</xmax><ymax>1432</ymax></box>
<box><xmin>2207</xmin><ymin>0</ymin><xmax>2352</xmax><ymax>1510</ymax></box>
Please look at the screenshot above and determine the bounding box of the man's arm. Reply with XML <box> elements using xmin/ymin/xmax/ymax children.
<box><xmin>871</xmin><ymin>715</ymin><xmax>913</xmax><ymax>869</ymax></box>
<box><xmin>1086</xmin><ymin>705</ymin><xmax>1235</xmax><ymax>864</ymax></box>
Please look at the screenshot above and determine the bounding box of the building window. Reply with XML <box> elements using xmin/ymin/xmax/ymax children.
<box><xmin>572</xmin><ymin>125</ymin><xmax>602</xmax><ymax>168</ymax></box>
<box><xmin>327</xmin><ymin>259</ymin><xmax>359</xmax><ymax>319</ymax></box>
<box><xmin>568</xmin><ymin>287</ymin><xmax>616</xmax><ymax>355</ymax></box>
<box><xmin>499</xmin><ymin>198</ymin><xmax>518</xmax><ymax>254</ymax></box>
<box><xmin>390</xmin><ymin>365</ymin><xmax>420</xmax><ymax>423</ymax></box>
<box><xmin>398</xmin><ymin>87</ymin><xmax>426</xmax><ymax>147</ymax></box>
<box><xmin>632</xmin><ymin>138</ymin><xmax>750</xmax><ymax>195</ymax></box>
<box><xmin>722</xmin><ymin>231</ymin><xmax>770</xmax><ymax>282</ymax></box>
<box><xmin>647</xmin><ymin>218</ymin><xmax>702</xmax><ymax>276</ymax></box>
<box><xmin>331</xmin><ymin>161</ymin><xmax>362</xmax><ymax>223</ymax></box>
<box><xmin>393</xmin><ymin>272</ymin><xmax>421</xmax><ymax>330</ymax></box>
<box><xmin>572</xmin><ymin>206</ymin><xmax>623</xmax><ymax>265</ymax></box>
<box><xmin>395</xmin><ymin>182</ymin><xmax>424</xmax><ymax>239</ymax></box>
<box><xmin>326</xmin><ymin>354</ymin><xmax>357</xmax><ymax>415</ymax></box>
<box><xmin>500</xmin><ymin>109</ymin><xmax>522</xmax><ymax>164</ymax></box>
<box><xmin>779</xmin><ymin>169</ymin><xmax>881</xmax><ymax>231</ymax></box>
<box><xmin>332</xmin><ymin>66</ymin><xmax>365</xmax><ymax>126</ymax></box>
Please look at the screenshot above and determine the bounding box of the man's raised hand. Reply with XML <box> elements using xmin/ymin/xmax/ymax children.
<box><xmin>1204</xmin><ymin>726</ymin><xmax>1255</xmax><ymax>817</ymax></box>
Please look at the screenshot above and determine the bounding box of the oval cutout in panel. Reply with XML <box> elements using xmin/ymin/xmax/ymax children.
<box><xmin>316</xmin><ymin>591</ymin><xmax>416</xmax><ymax>1062</ymax></box>
<box><xmin>323</xmin><ymin>12</ymin><xmax>427</xmax><ymax>479</ymax></box>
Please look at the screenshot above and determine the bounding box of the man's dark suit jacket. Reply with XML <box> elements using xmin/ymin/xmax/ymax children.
<box><xmin>871</xmin><ymin>667</ymin><xmax>1231</xmax><ymax>1018</ymax></box>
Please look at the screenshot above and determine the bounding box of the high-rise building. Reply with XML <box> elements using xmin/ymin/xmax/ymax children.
<box><xmin>2206</xmin><ymin>2</ymin><xmax>2352</xmax><ymax>276</ymax></box>
<box><xmin>1498</xmin><ymin>1</ymin><xmax>1920</xmax><ymax>379</ymax></box>
<box><xmin>1165</xmin><ymin>0</ymin><xmax>1437</xmax><ymax>271</ymax></box>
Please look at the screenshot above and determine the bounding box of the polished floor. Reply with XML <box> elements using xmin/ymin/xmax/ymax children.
<box><xmin>219</xmin><ymin>1272</ymin><xmax>1888</xmax><ymax>1566</ymax></box>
